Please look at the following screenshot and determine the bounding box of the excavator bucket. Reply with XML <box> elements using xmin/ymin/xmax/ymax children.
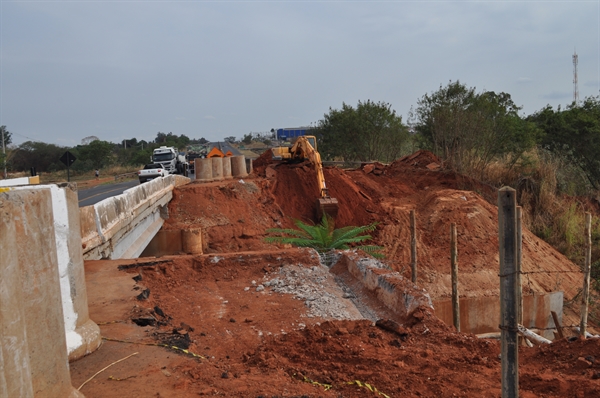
<box><xmin>317</xmin><ymin>197</ymin><xmax>339</xmax><ymax>220</ymax></box>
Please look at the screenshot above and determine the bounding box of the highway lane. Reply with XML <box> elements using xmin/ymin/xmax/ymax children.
<box><xmin>77</xmin><ymin>180</ymin><xmax>139</xmax><ymax>207</ymax></box>
<box><xmin>77</xmin><ymin>173</ymin><xmax>195</xmax><ymax>207</ymax></box>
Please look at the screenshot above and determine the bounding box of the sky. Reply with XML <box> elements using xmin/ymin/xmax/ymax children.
<box><xmin>1</xmin><ymin>0</ymin><xmax>599</xmax><ymax>147</ymax></box>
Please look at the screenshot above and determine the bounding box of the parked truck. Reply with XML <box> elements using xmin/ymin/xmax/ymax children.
<box><xmin>152</xmin><ymin>146</ymin><xmax>189</xmax><ymax>176</ymax></box>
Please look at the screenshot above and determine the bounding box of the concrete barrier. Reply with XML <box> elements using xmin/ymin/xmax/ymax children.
<box><xmin>7</xmin><ymin>183</ymin><xmax>102</xmax><ymax>363</ymax></box>
<box><xmin>0</xmin><ymin>188</ymin><xmax>84</xmax><ymax>397</ymax></box>
<box><xmin>81</xmin><ymin>175</ymin><xmax>189</xmax><ymax>260</ymax></box>
<box><xmin>0</xmin><ymin>175</ymin><xmax>40</xmax><ymax>187</ymax></box>
<box><xmin>332</xmin><ymin>251</ymin><xmax>433</xmax><ymax>318</ymax></box>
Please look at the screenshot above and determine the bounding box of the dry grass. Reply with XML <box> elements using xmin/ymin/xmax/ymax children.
<box><xmin>473</xmin><ymin>148</ymin><xmax>599</xmax><ymax>262</ymax></box>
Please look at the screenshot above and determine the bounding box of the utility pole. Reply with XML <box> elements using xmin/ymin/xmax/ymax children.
<box><xmin>1</xmin><ymin>127</ymin><xmax>6</xmax><ymax>179</ymax></box>
<box><xmin>573</xmin><ymin>50</ymin><xmax>580</xmax><ymax>106</ymax></box>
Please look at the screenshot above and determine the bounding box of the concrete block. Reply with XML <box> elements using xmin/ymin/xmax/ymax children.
<box><xmin>0</xmin><ymin>188</ymin><xmax>83</xmax><ymax>397</ymax></box>
<box><xmin>333</xmin><ymin>251</ymin><xmax>433</xmax><ymax>318</ymax></box>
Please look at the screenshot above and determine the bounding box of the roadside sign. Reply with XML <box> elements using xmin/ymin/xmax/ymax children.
<box><xmin>60</xmin><ymin>151</ymin><xmax>76</xmax><ymax>167</ymax></box>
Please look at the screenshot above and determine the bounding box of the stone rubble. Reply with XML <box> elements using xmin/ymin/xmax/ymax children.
<box><xmin>263</xmin><ymin>264</ymin><xmax>363</xmax><ymax>320</ymax></box>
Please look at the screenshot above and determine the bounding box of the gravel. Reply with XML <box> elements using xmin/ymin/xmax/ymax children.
<box><xmin>262</xmin><ymin>264</ymin><xmax>363</xmax><ymax>320</ymax></box>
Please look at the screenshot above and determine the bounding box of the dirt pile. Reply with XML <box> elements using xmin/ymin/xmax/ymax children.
<box><xmin>167</xmin><ymin>150</ymin><xmax>582</xmax><ymax>304</ymax></box>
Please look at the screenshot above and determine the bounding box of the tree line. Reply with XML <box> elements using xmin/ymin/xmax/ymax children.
<box><xmin>2</xmin><ymin>131</ymin><xmax>207</xmax><ymax>175</ymax></box>
<box><xmin>314</xmin><ymin>81</ymin><xmax>600</xmax><ymax>192</ymax></box>
<box><xmin>3</xmin><ymin>80</ymin><xmax>600</xmax><ymax>191</ymax></box>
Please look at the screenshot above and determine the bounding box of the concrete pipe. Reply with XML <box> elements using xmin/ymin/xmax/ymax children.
<box><xmin>182</xmin><ymin>228</ymin><xmax>203</xmax><ymax>254</ymax></box>
<box><xmin>222</xmin><ymin>156</ymin><xmax>233</xmax><ymax>179</ymax></box>
<box><xmin>195</xmin><ymin>158</ymin><xmax>213</xmax><ymax>182</ymax></box>
<box><xmin>245</xmin><ymin>157</ymin><xmax>254</xmax><ymax>175</ymax></box>
<box><xmin>231</xmin><ymin>155</ymin><xmax>248</xmax><ymax>178</ymax></box>
<box><xmin>211</xmin><ymin>157</ymin><xmax>224</xmax><ymax>180</ymax></box>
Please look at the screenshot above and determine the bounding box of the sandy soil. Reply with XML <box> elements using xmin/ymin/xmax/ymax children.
<box><xmin>69</xmin><ymin>150</ymin><xmax>600</xmax><ymax>397</ymax></box>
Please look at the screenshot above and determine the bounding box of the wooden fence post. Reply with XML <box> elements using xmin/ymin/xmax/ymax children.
<box><xmin>410</xmin><ymin>210</ymin><xmax>417</xmax><ymax>284</ymax></box>
<box><xmin>451</xmin><ymin>222</ymin><xmax>460</xmax><ymax>332</ymax></box>
<box><xmin>516</xmin><ymin>207</ymin><xmax>523</xmax><ymax>343</ymax></box>
<box><xmin>498</xmin><ymin>187</ymin><xmax>519</xmax><ymax>398</ymax></box>
<box><xmin>580</xmin><ymin>212</ymin><xmax>592</xmax><ymax>338</ymax></box>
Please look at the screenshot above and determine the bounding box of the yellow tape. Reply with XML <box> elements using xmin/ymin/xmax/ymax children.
<box><xmin>0</xmin><ymin>187</ymin><xmax>12</xmax><ymax>193</ymax></box>
<box><xmin>102</xmin><ymin>337</ymin><xmax>206</xmax><ymax>359</ymax></box>
<box><xmin>347</xmin><ymin>380</ymin><xmax>391</xmax><ymax>398</ymax></box>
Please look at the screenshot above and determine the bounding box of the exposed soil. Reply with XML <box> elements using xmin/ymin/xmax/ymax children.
<box><xmin>70</xmin><ymin>150</ymin><xmax>600</xmax><ymax>397</ymax></box>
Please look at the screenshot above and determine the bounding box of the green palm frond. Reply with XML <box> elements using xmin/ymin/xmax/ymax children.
<box><xmin>264</xmin><ymin>214</ymin><xmax>384</xmax><ymax>261</ymax></box>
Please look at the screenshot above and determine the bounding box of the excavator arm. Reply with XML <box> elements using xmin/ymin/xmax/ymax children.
<box><xmin>289</xmin><ymin>136</ymin><xmax>339</xmax><ymax>219</ymax></box>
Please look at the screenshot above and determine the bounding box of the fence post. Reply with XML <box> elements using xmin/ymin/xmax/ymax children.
<box><xmin>516</xmin><ymin>207</ymin><xmax>523</xmax><ymax>342</ymax></box>
<box><xmin>580</xmin><ymin>212</ymin><xmax>592</xmax><ymax>338</ymax></box>
<box><xmin>410</xmin><ymin>210</ymin><xmax>417</xmax><ymax>283</ymax></box>
<box><xmin>451</xmin><ymin>222</ymin><xmax>460</xmax><ymax>332</ymax></box>
<box><xmin>498</xmin><ymin>187</ymin><xmax>519</xmax><ymax>398</ymax></box>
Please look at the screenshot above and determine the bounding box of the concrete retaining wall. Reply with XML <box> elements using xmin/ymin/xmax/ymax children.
<box><xmin>1</xmin><ymin>188</ymin><xmax>83</xmax><ymax>397</ymax></box>
<box><xmin>434</xmin><ymin>292</ymin><xmax>563</xmax><ymax>338</ymax></box>
<box><xmin>333</xmin><ymin>251</ymin><xmax>433</xmax><ymax>318</ymax></box>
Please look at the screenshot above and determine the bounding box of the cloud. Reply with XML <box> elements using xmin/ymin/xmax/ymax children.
<box><xmin>204</xmin><ymin>115</ymin><xmax>215</xmax><ymax>120</ymax></box>
<box><xmin>517</xmin><ymin>77</ymin><xmax>533</xmax><ymax>84</ymax></box>
<box><xmin>542</xmin><ymin>91</ymin><xmax>571</xmax><ymax>100</ymax></box>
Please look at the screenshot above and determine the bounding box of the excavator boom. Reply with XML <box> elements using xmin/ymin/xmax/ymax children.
<box><xmin>273</xmin><ymin>136</ymin><xmax>339</xmax><ymax>220</ymax></box>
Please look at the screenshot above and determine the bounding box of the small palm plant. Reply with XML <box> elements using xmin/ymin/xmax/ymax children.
<box><xmin>264</xmin><ymin>215</ymin><xmax>384</xmax><ymax>265</ymax></box>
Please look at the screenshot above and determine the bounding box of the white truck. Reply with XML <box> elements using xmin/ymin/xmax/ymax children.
<box><xmin>152</xmin><ymin>146</ymin><xmax>188</xmax><ymax>176</ymax></box>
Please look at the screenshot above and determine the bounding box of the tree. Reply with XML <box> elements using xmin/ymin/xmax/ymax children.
<box><xmin>264</xmin><ymin>215</ymin><xmax>384</xmax><ymax>261</ymax></box>
<box><xmin>78</xmin><ymin>140</ymin><xmax>113</xmax><ymax>169</ymax></box>
<box><xmin>242</xmin><ymin>133</ymin><xmax>253</xmax><ymax>144</ymax></box>
<box><xmin>530</xmin><ymin>96</ymin><xmax>600</xmax><ymax>189</ymax></box>
<box><xmin>224</xmin><ymin>136</ymin><xmax>237</xmax><ymax>144</ymax></box>
<box><xmin>411</xmin><ymin>81</ymin><xmax>540</xmax><ymax>177</ymax></box>
<box><xmin>11</xmin><ymin>141</ymin><xmax>66</xmax><ymax>172</ymax></box>
<box><xmin>316</xmin><ymin>100</ymin><xmax>410</xmax><ymax>162</ymax></box>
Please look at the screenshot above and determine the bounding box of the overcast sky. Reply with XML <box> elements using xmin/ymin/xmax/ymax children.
<box><xmin>1</xmin><ymin>1</ymin><xmax>598</xmax><ymax>147</ymax></box>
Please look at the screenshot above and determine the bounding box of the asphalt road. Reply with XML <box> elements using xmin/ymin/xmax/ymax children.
<box><xmin>77</xmin><ymin>180</ymin><xmax>139</xmax><ymax>207</ymax></box>
<box><xmin>77</xmin><ymin>173</ymin><xmax>196</xmax><ymax>207</ymax></box>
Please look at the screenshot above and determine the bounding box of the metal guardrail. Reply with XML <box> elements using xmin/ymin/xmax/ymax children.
<box><xmin>114</xmin><ymin>172</ymin><xmax>138</xmax><ymax>181</ymax></box>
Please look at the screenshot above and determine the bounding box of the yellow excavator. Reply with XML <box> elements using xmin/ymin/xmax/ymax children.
<box><xmin>271</xmin><ymin>136</ymin><xmax>339</xmax><ymax>219</ymax></box>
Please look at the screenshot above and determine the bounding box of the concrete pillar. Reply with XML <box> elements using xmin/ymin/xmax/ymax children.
<box><xmin>222</xmin><ymin>156</ymin><xmax>233</xmax><ymax>179</ymax></box>
<box><xmin>182</xmin><ymin>228</ymin><xmax>203</xmax><ymax>254</ymax></box>
<box><xmin>0</xmin><ymin>188</ymin><xmax>83</xmax><ymax>398</ymax></box>
<box><xmin>195</xmin><ymin>158</ymin><xmax>212</xmax><ymax>182</ymax></box>
<box><xmin>231</xmin><ymin>155</ymin><xmax>248</xmax><ymax>178</ymax></box>
<box><xmin>211</xmin><ymin>157</ymin><xmax>224</xmax><ymax>181</ymax></box>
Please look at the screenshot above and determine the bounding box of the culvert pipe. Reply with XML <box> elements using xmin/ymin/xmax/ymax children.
<box><xmin>222</xmin><ymin>156</ymin><xmax>233</xmax><ymax>179</ymax></box>
<box><xmin>195</xmin><ymin>158</ymin><xmax>213</xmax><ymax>182</ymax></box>
<box><xmin>211</xmin><ymin>157</ymin><xmax>224</xmax><ymax>181</ymax></box>
<box><xmin>231</xmin><ymin>155</ymin><xmax>248</xmax><ymax>178</ymax></box>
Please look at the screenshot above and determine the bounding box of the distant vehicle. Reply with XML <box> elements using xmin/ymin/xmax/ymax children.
<box><xmin>152</xmin><ymin>146</ymin><xmax>188</xmax><ymax>175</ymax></box>
<box><xmin>138</xmin><ymin>163</ymin><xmax>169</xmax><ymax>184</ymax></box>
